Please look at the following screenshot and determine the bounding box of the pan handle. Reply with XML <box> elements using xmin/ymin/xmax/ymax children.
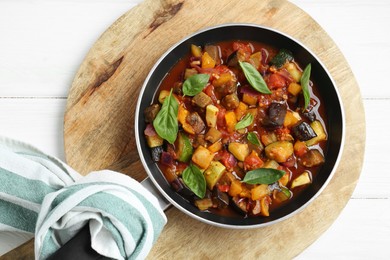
<box><xmin>141</xmin><ymin>177</ymin><xmax>171</xmax><ymax>211</ymax></box>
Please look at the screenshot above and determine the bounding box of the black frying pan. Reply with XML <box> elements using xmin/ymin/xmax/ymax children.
<box><xmin>135</xmin><ymin>24</ymin><xmax>344</xmax><ymax>228</ymax></box>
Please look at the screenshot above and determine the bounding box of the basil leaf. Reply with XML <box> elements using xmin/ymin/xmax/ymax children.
<box><xmin>239</xmin><ymin>61</ymin><xmax>271</xmax><ymax>94</ymax></box>
<box><xmin>300</xmin><ymin>63</ymin><xmax>312</xmax><ymax>110</ymax></box>
<box><xmin>182</xmin><ymin>164</ymin><xmax>206</xmax><ymax>198</ymax></box>
<box><xmin>153</xmin><ymin>89</ymin><xmax>179</xmax><ymax>144</ymax></box>
<box><xmin>247</xmin><ymin>132</ymin><xmax>261</xmax><ymax>146</ymax></box>
<box><xmin>182</xmin><ymin>74</ymin><xmax>210</xmax><ymax>96</ymax></box>
<box><xmin>235</xmin><ymin>113</ymin><xmax>254</xmax><ymax>130</ymax></box>
<box><xmin>242</xmin><ymin>168</ymin><xmax>285</xmax><ymax>185</ymax></box>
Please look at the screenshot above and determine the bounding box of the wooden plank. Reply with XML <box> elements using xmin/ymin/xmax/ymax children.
<box><xmin>62</xmin><ymin>0</ymin><xmax>366</xmax><ymax>259</ymax></box>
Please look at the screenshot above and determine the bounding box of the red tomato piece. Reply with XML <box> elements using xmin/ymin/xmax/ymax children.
<box><xmin>267</xmin><ymin>73</ymin><xmax>287</xmax><ymax>89</ymax></box>
<box><xmin>218</xmin><ymin>184</ymin><xmax>230</xmax><ymax>193</ymax></box>
<box><xmin>244</xmin><ymin>151</ymin><xmax>264</xmax><ymax>170</ymax></box>
<box><xmin>219</xmin><ymin>150</ymin><xmax>237</xmax><ymax>170</ymax></box>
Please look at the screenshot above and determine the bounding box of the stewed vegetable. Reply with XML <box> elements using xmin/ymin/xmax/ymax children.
<box><xmin>143</xmin><ymin>40</ymin><xmax>327</xmax><ymax>217</ymax></box>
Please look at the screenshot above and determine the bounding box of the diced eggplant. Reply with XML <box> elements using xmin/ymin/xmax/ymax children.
<box><xmin>231</xmin><ymin>196</ymin><xmax>248</xmax><ymax>215</ymax></box>
<box><xmin>262</xmin><ymin>102</ymin><xmax>287</xmax><ymax>129</ymax></box>
<box><xmin>160</xmin><ymin>151</ymin><xmax>174</xmax><ymax>166</ymax></box>
<box><xmin>144</xmin><ymin>104</ymin><xmax>161</xmax><ymax>123</ymax></box>
<box><xmin>291</xmin><ymin>121</ymin><xmax>317</xmax><ymax>141</ymax></box>
<box><xmin>212</xmin><ymin>187</ymin><xmax>229</xmax><ymax>208</ymax></box>
<box><xmin>171</xmin><ymin>177</ymin><xmax>195</xmax><ymax>199</ymax></box>
<box><xmin>186</xmin><ymin>112</ymin><xmax>206</xmax><ymax>134</ymax></box>
<box><xmin>227</xmin><ymin>50</ymin><xmax>239</xmax><ymax>67</ymax></box>
<box><xmin>173</xmin><ymin>82</ymin><xmax>183</xmax><ymax>95</ymax></box>
<box><xmin>192</xmin><ymin>92</ymin><xmax>212</xmax><ymax>108</ymax></box>
<box><xmin>302</xmin><ymin>110</ymin><xmax>316</xmax><ymax>122</ymax></box>
<box><xmin>151</xmin><ymin>146</ymin><xmax>163</xmax><ymax>162</ymax></box>
<box><xmin>300</xmin><ymin>149</ymin><xmax>325</xmax><ymax>167</ymax></box>
<box><xmin>222</xmin><ymin>93</ymin><xmax>240</xmax><ymax>110</ymax></box>
<box><xmin>193</xmin><ymin>134</ymin><xmax>207</xmax><ymax>148</ymax></box>
<box><xmin>305</xmin><ymin>120</ymin><xmax>327</xmax><ymax>146</ymax></box>
<box><xmin>204</xmin><ymin>45</ymin><xmax>221</xmax><ymax>65</ymax></box>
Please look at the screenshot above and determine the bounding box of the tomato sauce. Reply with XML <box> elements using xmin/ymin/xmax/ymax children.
<box><xmin>146</xmin><ymin>40</ymin><xmax>328</xmax><ymax>218</ymax></box>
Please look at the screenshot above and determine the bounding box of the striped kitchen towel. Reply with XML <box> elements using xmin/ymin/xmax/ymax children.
<box><xmin>0</xmin><ymin>137</ymin><xmax>167</xmax><ymax>260</ymax></box>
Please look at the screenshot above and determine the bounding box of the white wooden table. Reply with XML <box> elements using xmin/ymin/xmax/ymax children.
<box><xmin>0</xmin><ymin>0</ymin><xmax>389</xmax><ymax>258</ymax></box>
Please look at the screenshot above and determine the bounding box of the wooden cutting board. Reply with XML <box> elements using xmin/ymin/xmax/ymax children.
<box><xmin>4</xmin><ymin>0</ymin><xmax>365</xmax><ymax>258</ymax></box>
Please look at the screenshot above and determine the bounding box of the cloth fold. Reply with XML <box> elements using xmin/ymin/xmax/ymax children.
<box><xmin>0</xmin><ymin>137</ymin><xmax>167</xmax><ymax>260</ymax></box>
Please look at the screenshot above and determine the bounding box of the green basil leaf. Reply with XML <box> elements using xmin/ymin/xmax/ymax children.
<box><xmin>182</xmin><ymin>74</ymin><xmax>210</xmax><ymax>96</ymax></box>
<box><xmin>239</xmin><ymin>61</ymin><xmax>271</xmax><ymax>94</ymax></box>
<box><xmin>153</xmin><ymin>89</ymin><xmax>179</xmax><ymax>144</ymax></box>
<box><xmin>182</xmin><ymin>164</ymin><xmax>206</xmax><ymax>198</ymax></box>
<box><xmin>300</xmin><ymin>63</ymin><xmax>312</xmax><ymax>110</ymax></box>
<box><xmin>247</xmin><ymin>132</ymin><xmax>261</xmax><ymax>146</ymax></box>
<box><xmin>242</xmin><ymin>168</ymin><xmax>285</xmax><ymax>185</ymax></box>
<box><xmin>235</xmin><ymin>113</ymin><xmax>254</xmax><ymax>130</ymax></box>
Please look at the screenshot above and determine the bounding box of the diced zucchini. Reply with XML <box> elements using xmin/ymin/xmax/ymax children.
<box><xmin>283</xmin><ymin>110</ymin><xmax>301</xmax><ymax>127</ymax></box>
<box><xmin>205</xmin><ymin>104</ymin><xmax>219</xmax><ymax>128</ymax></box>
<box><xmin>290</xmin><ymin>171</ymin><xmax>312</xmax><ymax>189</ymax></box>
<box><xmin>228</xmin><ymin>142</ymin><xmax>249</xmax><ymax>161</ymax></box>
<box><xmin>271</xmin><ymin>49</ymin><xmax>294</xmax><ymax>68</ymax></box>
<box><xmin>191</xmin><ymin>44</ymin><xmax>202</xmax><ymax>58</ymax></box>
<box><xmin>265</xmin><ymin>141</ymin><xmax>294</xmax><ymax>163</ymax></box>
<box><xmin>287</xmin><ymin>82</ymin><xmax>302</xmax><ymax>96</ymax></box>
<box><xmin>205</xmin><ymin>127</ymin><xmax>222</xmax><ymax>143</ymax></box>
<box><xmin>305</xmin><ymin>120</ymin><xmax>327</xmax><ymax>146</ymax></box>
<box><xmin>184</xmin><ymin>68</ymin><xmax>198</xmax><ymax>80</ymax></box>
<box><xmin>192</xmin><ymin>92</ymin><xmax>212</xmax><ymax>108</ymax></box>
<box><xmin>300</xmin><ymin>149</ymin><xmax>325</xmax><ymax>167</ymax></box>
<box><xmin>192</xmin><ymin>145</ymin><xmax>214</xmax><ymax>169</ymax></box>
<box><xmin>261</xmin><ymin>132</ymin><xmax>277</xmax><ymax>146</ymax></box>
<box><xmin>175</xmin><ymin>132</ymin><xmax>193</xmax><ymax>162</ymax></box>
<box><xmin>263</xmin><ymin>160</ymin><xmax>280</xmax><ymax>169</ymax></box>
<box><xmin>158</xmin><ymin>90</ymin><xmax>170</xmax><ymax>104</ymax></box>
<box><xmin>204</xmin><ymin>161</ymin><xmax>226</xmax><ymax>190</ymax></box>
<box><xmin>285</xmin><ymin>62</ymin><xmax>302</xmax><ymax>82</ymax></box>
<box><xmin>145</xmin><ymin>134</ymin><xmax>164</xmax><ymax>148</ymax></box>
<box><xmin>195</xmin><ymin>198</ymin><xmax>213</xmax><ymax>211</ymax></box>
<box><xmin>251</xmin><ymin>184</ymin><xmax>270</xmax><ymax>201</ymax></box>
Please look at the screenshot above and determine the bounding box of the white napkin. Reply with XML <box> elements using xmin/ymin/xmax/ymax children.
<box><xmin>0</xmin><ymin>137</ymin><xmax>167</xmax><ymax>259</ymax></box>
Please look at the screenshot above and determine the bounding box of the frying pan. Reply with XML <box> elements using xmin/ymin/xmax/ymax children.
<box><xmin>135</xmin><ymin>24</ymin><xmax>344</xmax><ymax>228</ymax></box>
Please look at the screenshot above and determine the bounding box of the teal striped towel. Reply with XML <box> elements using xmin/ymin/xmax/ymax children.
<box><xmin>0</xmin><ymin>137</ymin><xmax>167</xmax><ymax>259</ymax></box>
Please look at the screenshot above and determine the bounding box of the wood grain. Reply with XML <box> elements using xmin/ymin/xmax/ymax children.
<box><xmin>3</xmin><ymin>0</ymin><xmax>365</xmax><ymax>258</ymax></box>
